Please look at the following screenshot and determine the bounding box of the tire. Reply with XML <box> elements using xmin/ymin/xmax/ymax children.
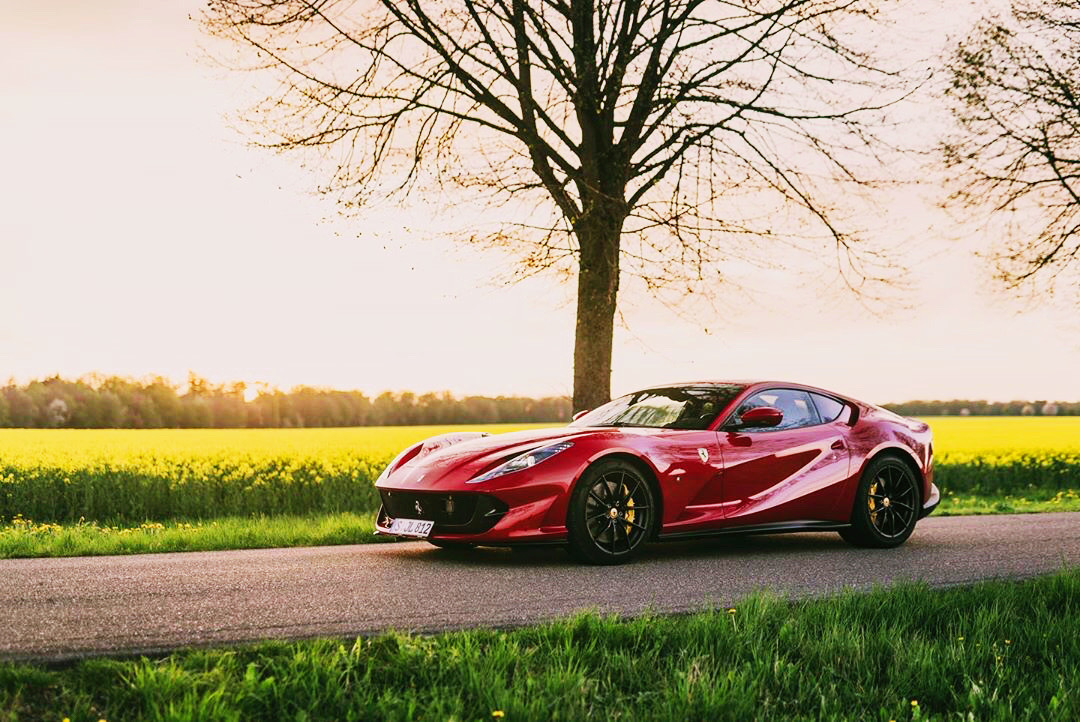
<box><xmin>567</xmin><ymin>458</ymin><xmax>657</xmax><ymax>565</ymax></box>
<box><xmin>427</xmin><ymin>540</ymin><xmax>475</xmax><ymax>550</ymax></box>
<box><xmin>840</xmin><ymin>455</ymin><xmax>921</xmax><ymax>548</ymax></box>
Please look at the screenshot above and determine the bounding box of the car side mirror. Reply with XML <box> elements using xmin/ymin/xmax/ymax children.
<box><xmin>737</xmin><ymin>406</ymin><xmax>783</xmax><ymax>428</ymax></box>
<box><xmin>572</xmin><ymin>409</ymin><xmax>590</xmax><ymax>421</ymax></box>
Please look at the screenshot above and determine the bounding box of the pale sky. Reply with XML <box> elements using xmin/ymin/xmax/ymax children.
<box><xmin>2</xmin><ymin>0</ymin><xmax>1078</xmax><ymax>405</ymax></box>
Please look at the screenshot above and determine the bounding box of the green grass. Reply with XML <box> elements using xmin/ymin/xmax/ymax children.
<box><xmin>937</xmin><ymin>489</ymin><xmax>1080</xmax><ymax>516</ymax></box>
<box><xmin>0</xmin><ymin>513</ymin><xmax>388</xmax><ymax>559</ymax></box>
<box><xmin>1</xmin><ymin>488</ymin><xmax>1077</xmax><ymax>560</ymax></box>
<box><xmin>3</xmin><ymin>569</ymin><xmax>1078</xmax><ymax>721</ymax></box>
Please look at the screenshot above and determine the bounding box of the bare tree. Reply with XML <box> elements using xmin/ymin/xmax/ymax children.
<box><xmin>204</xmin><ymin>0</ymin><xmax>907</xmax><ymax>411</ymax></box>
<box><xmin>943</xmin><ymin>0</ymin><xmax>1080</xmax><ymax>303</ymax></box>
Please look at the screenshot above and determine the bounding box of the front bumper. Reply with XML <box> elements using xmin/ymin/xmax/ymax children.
<box><xmin>373</xmin><ymin>480</ymin><xmax>572</xmax><ymax>543</ymax></box>
<box><xmin>374</xmin><ymin>450</ymin><xmax>587</xmax><ymax>543</ymax></box>
<box><xmin>919</xmin><ymin>483</ymin><xmax>941</xmax><ymax>519</ymax></box>
<box><xmin>374</xmin><ymin>490</ymin><xmax>508</xmax><ymax>536</ymax></box>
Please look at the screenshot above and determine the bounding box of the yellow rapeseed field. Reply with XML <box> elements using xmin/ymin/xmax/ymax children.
<box><xmin>0</xmin><ymin>419</ymin><xmax>1077</xmax><ymax>524</ymax></box>
<box><xmin>1</xmin><ymin>416</ymin><xmax>1075</xmax><ymax>464</ymax></box>
<box><xmin>924</xmin><ymin>416</ymin><xmax>1080</xmax><ymax>459</ymax></box>
<box><xmin>0</xmin><ymin>424</ymin><xmax>554</xmax><ymax>466</ymax></box>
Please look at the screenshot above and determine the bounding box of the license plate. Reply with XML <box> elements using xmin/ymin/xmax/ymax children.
<box><xmin>388</xmin><ymin>517</ymin><xmax>435</xmax><ymax>538</ymax></box>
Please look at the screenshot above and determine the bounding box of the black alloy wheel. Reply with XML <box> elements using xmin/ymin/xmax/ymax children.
<box><xmin>567</xmin><ymin>458</ymin><xmax>656</xmax><ymax>564</ymax></box>
<box><xmin>840</xmin><ymin>455</ymin><xmax>920</xmax><ymax>548</ymax></box>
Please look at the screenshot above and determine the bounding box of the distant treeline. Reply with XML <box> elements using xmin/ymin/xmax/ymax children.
<box><xmin>882</xmin><ymin>400</ymin><xmax>1080</xmax><ymax>416</ymax></box>
<box><xmin>0</xmin><ymin>375</ymin><xmax>572</xmax><ymax>428</ymax></box>
<box><xmin>1</xmin><ymin>376</ymin><xmax>1076</xmax><ymax>428</ymax></box>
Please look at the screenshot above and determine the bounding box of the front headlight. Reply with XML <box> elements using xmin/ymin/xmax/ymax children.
<box><xmin>467</xmin><ymin>441</ymin><xmax>574</xmax><ymax>483</ymax></box>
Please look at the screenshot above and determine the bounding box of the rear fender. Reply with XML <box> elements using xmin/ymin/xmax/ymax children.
<box><xmin>848</xmin><ymin>443</ymin><xmax>927</xmax><ymax>510</ymax></box>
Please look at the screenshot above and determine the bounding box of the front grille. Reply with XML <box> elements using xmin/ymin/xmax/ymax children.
<box><xmin>378</xmin><ymin>490</ymin><xmax>507</xmax><ymax>533</ymax></box>
<box><xmin>381</xmin><ymin>490</ymin><xmax>476</xmax><ymax>524</ymax></box>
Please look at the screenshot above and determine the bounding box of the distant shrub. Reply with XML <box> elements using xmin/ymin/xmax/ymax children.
<box><xmin>934</xmin><ymin>453</ymin><xmax>1080</xmax><ymax>496</ymax></box>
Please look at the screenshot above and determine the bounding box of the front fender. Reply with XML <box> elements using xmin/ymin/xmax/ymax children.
<box><xmin>539</xmin><ymin>446</ymin><xmax>665</xmax><ymax>530</ymax></box>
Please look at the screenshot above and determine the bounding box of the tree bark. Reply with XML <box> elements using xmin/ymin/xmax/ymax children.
<box><xmin>572</xmin><ymin>201</ymin><xmax>625</xmax><ymax>412</ymax></box>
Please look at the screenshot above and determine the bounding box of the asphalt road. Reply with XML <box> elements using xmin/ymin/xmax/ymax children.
<box><xmin>2</xmin><ymin>512</ymin><xmax>1079</xmax><ymax>662</ymax></box>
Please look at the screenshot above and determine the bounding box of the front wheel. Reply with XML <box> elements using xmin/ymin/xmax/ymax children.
<box><xmin>567</xmin><ymin>459</ymin><xmax>656</xmax><ymax>565</ymax></box>
<box><xmin>840</xmin><ymin>455</ymin><xmax>920</xmax><ymax>548</ymax></box>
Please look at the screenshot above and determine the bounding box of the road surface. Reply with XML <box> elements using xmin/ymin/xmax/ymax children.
<box><xmin>2</xmin><ymin>512</ymin><xmax>1078</xmax><ymax>662</ymax></box>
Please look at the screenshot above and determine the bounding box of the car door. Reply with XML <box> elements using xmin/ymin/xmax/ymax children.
<box><xmin>716</xmin><ymin>388</ymin><xmax>852</xmax><ymax>526</ymax></box>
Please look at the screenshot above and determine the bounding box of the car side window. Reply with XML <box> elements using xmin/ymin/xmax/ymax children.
<box><xmin>810</xmin><ymin>393</ymin><xmax>849</xmax><ymax>423</ymax></box>
<box><xmin>732</xmin><ymin>389</ymin><xmax>821</xmax><ymax>431</ymax></box>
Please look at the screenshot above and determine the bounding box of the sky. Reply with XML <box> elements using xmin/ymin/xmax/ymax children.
<box><xmin>2</xmin><ymin>0</ymin><xmax>1078</xmax><ymax>405</ymax></box>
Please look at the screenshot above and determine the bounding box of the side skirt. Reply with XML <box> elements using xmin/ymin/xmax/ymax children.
<box><xmin>657</xmin><ymin>520</ymin><xmax>851</xmax><ymax>542</ymax></box>
<box><xmin>429</xmin><ymin>540</ymin><xmax>569</xmax><ymax>549</ymax></box>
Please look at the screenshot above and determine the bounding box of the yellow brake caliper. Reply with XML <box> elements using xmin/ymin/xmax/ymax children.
<box><xmin>624</xmin><ymin>487</ymin><xmax>635</xmax><ymax>534</ymax></box>
<box><xmin>868</xmin><ymin>481</ymin><xmax>878</xmax><ymax>519</ymax></box>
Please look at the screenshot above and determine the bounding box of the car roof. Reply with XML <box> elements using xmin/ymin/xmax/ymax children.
<box><xmin>639</xmin><ymin>380</ymin><xmax>860</xmax><ymax>403</ymax></box>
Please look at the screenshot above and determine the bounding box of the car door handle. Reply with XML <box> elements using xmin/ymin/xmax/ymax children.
<box><xmin>831</xmin><ymin>439</ymin><xmax>846</xmax><ymax>451</ymax></box>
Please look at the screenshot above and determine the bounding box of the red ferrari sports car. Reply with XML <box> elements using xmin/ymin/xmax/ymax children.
<box><xmin>374</xmin><ymin>381</ymin><xmax>939</xmax><ymax>564</ymax></box>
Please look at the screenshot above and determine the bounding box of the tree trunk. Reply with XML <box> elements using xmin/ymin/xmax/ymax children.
<box><xmin>572</xmin><ymin>203</ymin><xmax>624</xmax><ymax>413</ymax></box>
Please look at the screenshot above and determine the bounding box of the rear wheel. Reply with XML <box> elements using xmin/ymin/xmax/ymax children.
<box><xmin>840</xmin><ymin>455</ymin><xmax>920</xmax><ymax>548</ymax></box>
<box><xmin>567</xmin><ymin>459</ymin><xmax>656</xmax><ymax>565</ymax></box>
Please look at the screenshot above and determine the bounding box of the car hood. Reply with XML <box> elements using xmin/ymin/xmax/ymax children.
<box><xmin>380</xmin><ymin>426</ymin><xmax>608</xmax><ymax>487</ymax></box>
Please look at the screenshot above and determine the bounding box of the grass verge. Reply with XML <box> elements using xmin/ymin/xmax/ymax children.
<box><xmin>0</xmin><ymin>512</ymin><xmax>388</xmax><ymax>559</ymax></box>
<box><xmin>937</xmin><ymin>489</ymin><xmax>1080</xmax><ymax>516</ymax></box>
<box><xmin>2</xmin><ymin>489</ymin><xmax>1078</xmax><ymax>559</ymax></box>
<box><xmin>2</xmin><ymin>570</ymin><xmax>1078</xmax><ymax>721</ymax></box>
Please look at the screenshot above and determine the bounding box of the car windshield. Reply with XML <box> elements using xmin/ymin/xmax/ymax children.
<box><xmin>571</xmin><ymin>384</ymin><xmax>745</xmax><ymax>430</ymax></box>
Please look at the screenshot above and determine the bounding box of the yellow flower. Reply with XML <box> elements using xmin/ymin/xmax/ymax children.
<box><xmin>726</xmin><ymin>608</ymin><xmax>737</xmax><ymax>614</ymax></box>
<box><xmin>492</xmin><ymin>712</ymin><xmax>505</xmax><ymax>719</ymax></box>
<box><xmin>957</xmin><ymin>636</ymin><xmax>964</xmax><ymax>641</ymax></box>
<box><xmin>1004</xmin><ymin>639</ymin><xmax>1011</xmax><ymax>645</ymax></box>
<box><xmin>63</xmin><ymin>718</ymin><xmax>71</xmax><ymax>722</ymax></box>
<box><xmin>911</xmin><ymin>700</ymin><xmax>919</xmax><ymax>706</ymax></box>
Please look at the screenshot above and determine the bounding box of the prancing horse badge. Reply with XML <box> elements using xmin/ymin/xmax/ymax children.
<box><xmin>697</xmin><ymin>448</ymin><xmax>710</xmax><ymax>463</ymax></box>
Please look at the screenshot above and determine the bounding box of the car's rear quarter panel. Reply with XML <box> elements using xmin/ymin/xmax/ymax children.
<box><xmin>844</xmin><ymin>406</ymin><xmax>934</xmax><ymax>510</ymax></box>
